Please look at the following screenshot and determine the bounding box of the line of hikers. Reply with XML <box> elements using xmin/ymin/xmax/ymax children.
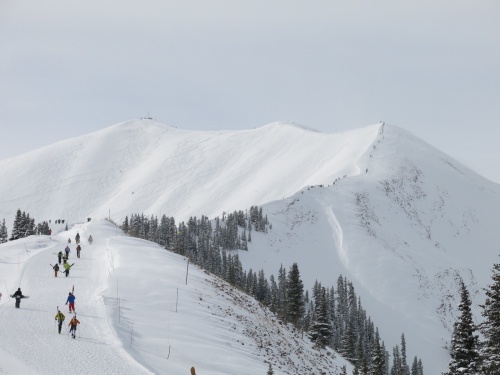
<box><xmin>11</xmin><ymin>287</ymin><xmax>80</xmax><ymax>337</ymax></box>
<box><xmin>53</xmin><ymin>247</ymin><xmax>75</xmax><ymax>277</ymax></box>
<box><xmin>10</xmin><ymin>232</ymin><xmax>91</xmax><ymax>340</ymax></box>
<box><xmin>54</xmin><ymin>292</ymin><xmax>80</xmax><ymax>337</ymax></box>
<box><xmin>52</xmin><ymin>233</ymin><xmax>94</xmax><ymax>277</ymax></box>
<box><xmin>67</xmin><ymin>233</ymin><xmax>93</xmax><ymax>245</ymax></box>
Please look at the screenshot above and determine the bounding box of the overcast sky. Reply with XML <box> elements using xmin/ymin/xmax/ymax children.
<box><xmin>1</xmin><ymin>1</ymin><xmax>499</xmax><ymax>183</ymax></box>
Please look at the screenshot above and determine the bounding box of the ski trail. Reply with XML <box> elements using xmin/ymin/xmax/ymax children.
<box><xmin>0</xmin><ymin>229</ymin><xmax>151</xmax><ymax>375</ymax></box>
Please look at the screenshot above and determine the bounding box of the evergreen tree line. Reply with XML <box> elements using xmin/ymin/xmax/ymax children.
<box><xmin>306</xmin><ymin>278</ymin><xmax>423</xmax><ymax>375</ymax></box>
<box><xmin>121</xmin><ymin>206</ymin><xmax>269</xmax><ymax>253</ymax></box>
<box><xmin>445</xmin><ymin>259</ymin><xmax>500</xmax><ymax>375</ymax></box>
<box><xmin>0</xmin><ymin>209</ymin><xmax>51</xmax><ymax>243</ymax></box>
<box><xmin>123</xmin><ymin>207</ymin><xmax>425</xmax><ymax>375</ymax></box>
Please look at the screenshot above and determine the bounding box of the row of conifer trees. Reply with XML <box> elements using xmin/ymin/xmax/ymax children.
<box><xmin>444</xmin><ymin>261</ymin><xmax>500</xmax><ymax>375</ymax></box>
<box><xmin>121</xmin><ymin>207</ymin><xmax>424</xmax><ymax>375</ymax></box>
<box><xmin>0</xmin><ymin>209</ymin><xmax>52</xmax><ymax>243</ymax></box>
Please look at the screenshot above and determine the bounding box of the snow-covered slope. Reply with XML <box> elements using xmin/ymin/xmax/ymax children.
<box><xmin>0</xmin><ymin>119</ymin><xmax>378</xmax><ymax>224</ymax></box>
<box><xmin>239</xmin><ymin>124</ymin><xmax>500</xmax><ymax>373</ymax></box>
<box><xmin>0</xmin><ymin>220</ymin><xmax>352</xmax><ymax>374</ymax></box>
<box><xmin>1</xmin><ymin>120</ymin><xmax>499</xmax><ymax>373</ymax></box>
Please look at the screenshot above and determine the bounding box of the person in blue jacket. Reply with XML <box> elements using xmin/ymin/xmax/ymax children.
<box><xmin>66</xmin><ymin>292</ymin><xmax>76</xmax><ymax>313</ymax></box>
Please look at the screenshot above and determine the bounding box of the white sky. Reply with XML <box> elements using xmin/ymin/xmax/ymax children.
<box><xmin>1</xmin><ymin>1</ymin><xmax>499</xmax><ymax>183</ymax></box>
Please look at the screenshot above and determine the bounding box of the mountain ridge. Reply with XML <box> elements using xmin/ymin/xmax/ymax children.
<box><xmin>1</xmin><ymin>120</ymin><xmax>499</xmax><ymax>373</ymax></box>
<box><xmin>0</xmin><ymin>119</ymin><xmax>381</xmax><ymax>223</ymax></box>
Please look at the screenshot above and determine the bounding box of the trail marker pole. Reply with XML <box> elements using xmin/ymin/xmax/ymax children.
<box><xmin>130</xmin><ymin>323</ymin><xmax>134</xmax><ymax>347</ymax></box>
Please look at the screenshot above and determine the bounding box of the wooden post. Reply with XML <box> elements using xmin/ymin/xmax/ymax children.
<box><xmin>190</xmin><ymin>367</ymin><xmax>196</xmax><ymax>375</ymax></box>
<box><xmin>176</xmin><ymin>288</ymin><xmax>179</xmax><ymax>313</ymax></box>
<box><xmin>185</xmin><ymin>259</ymin><xmax>190</xmax><ymax>285</ymax></box>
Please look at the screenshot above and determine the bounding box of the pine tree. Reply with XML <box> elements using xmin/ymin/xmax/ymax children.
<box><xmin>417</xmin><ymin>359</ymin><xmax>423</xmax><ymax>375</ymax></box>
<box><xmin>10</xmin><ymin>209</ymin><xmax>22</xmax><ymax>240</ymax></box>
<box><xmin>121</xmin><ymin>216</ymin><xmax>129</xmax><ymax>233</ymax></box>
<box><xmin>286</xmin><ymin>262</ymin><xmax>304</xmax><ymax>327</ymax></box>
<box><xmin>269</xmin><ymin>274</ymin><xmax>278</xmax><ymax>314</ymax></box>
<box><xmin>371</xmin><ymin>336</ymin><xmax>385</xmax><ymax>375</ymax></box>
<box><xmin>411</xmin><ymin>357</ymin><xmax>418</xmax><ymax>375</ymax></box>
<box><xmin>277</xmin><ymin>264</ymin><xmax>288</xmax><ymax>321</ymax></box>
<box><xmin>445</xmin><ymin>280</ymin><xmax>479</xmax><ymax>374</ymax></box>
<box><xmin>0</xmin><ymin>219</ymin><xmax>8</xmax><ymax>243</ymax></box>
<box><xmin>36</xmin><ymin>220</ymin><xmax>50</xmax><ymax>235</ymax></box>
<box><xmin>339</xmin><ymin>316</ymin><xmax>357</xmax><ymax>363</ymax></box>
<box><xmin>391</xmin><ymin>345</ymin><xmax>402</xmax><ymax>375</ymax></box>
<box><xmin>400</xmin><ymin>334</ymin><xmax>410</xmax><ymax>375</ymax></box>
<box><xmin>309</xmin><ymin>287</ymin><xmax>332</xmax><ymax>348</ymax></box>
<box><xmin>480</xmin><ymin>260</ymin><xmax>500</xmax><ymax>374</ymax></box>
<box><xmin>266</xmin><ymin>362</ymin><xmax>274</xmax><ymax>375</ymax></box>
<box><xmin>257</xmin><ymin>269</ymin><xmax>268</xmax><ymax>303</ymax></box>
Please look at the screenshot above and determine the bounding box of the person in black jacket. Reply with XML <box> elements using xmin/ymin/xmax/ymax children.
<box><xmin>11</xmin><ymin>288</ymin><xmax>25</xmax><ymax>308</ymax></box>
<box><xmin>53</xmin><ymin>263</ymin><xmax>60</xmax><ymax>277</ymax></box>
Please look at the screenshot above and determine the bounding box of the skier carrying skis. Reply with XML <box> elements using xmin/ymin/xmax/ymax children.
<box><xmin>11</xmin><ymin>288</ymin><xmax>25</xmax><ymax>308</ymax></box>
<box><xmin>88</xmin><ymin>235</ymin><xmax>93</xmax><ymax>245</ymax></box>
<box><xmin>68</xmin><ymin>315</ymin><xmax>80</xmax><ymax>339</ymax></box>
<box><xmin>64</xmin><ymin>245</ymin><xmax>70</xmax><ymax>258</ymax></box>
<box><xmin>76</xmin><ymin>244</ymin><xmax>81</xmax><ymax>258</ymax></box>
<box><xmin>57</xmin><ymin>251</ymin><xmax>63</xmax><ymax>264</ymax></box>
<box><xmin>55</xmin><ymin>309</ymin><xmax>65</xmax><ymax>334</ymax></box>
<box><xmin>53</xmin><ymin>263</ymin><xmax>60</xmax><ymax>277</ymax></box>
<box><xmin>66</xmin><ymin>292</ymin><xmax>76</xmax><ymax>313</ymax></box>
<box><xmin>75</xmin><ymin>232</ymin><xmax>80</xmax><ymax>244</ymax></box>
<box><xmin>63</xmin><ymin>262</ymin><xmax>72</xmax><ymax>277</ymax></box>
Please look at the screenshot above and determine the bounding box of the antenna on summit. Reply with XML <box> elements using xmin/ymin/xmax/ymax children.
<box><xmin>141</xmin><ymin>113</ymin><xmax>155</xmax><ymax>121</ymax></box>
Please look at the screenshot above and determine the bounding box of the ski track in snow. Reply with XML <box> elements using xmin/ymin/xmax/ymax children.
<box><xmin>0</xmin><ymin>231</ymin><xmax>150</xmax><ymax>375</ymax></box>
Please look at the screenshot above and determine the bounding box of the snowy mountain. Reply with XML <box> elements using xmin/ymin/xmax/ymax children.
<box><xmin>1</xmin><ymin>119</ymin><xmax>499</xmax><ymax>374</ymax></box>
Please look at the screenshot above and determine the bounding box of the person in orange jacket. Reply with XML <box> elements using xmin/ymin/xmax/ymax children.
<box><xmin>68</xmin><ymin>315</ymin><xmax>80</xmax><ymax>339</ymax></box>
